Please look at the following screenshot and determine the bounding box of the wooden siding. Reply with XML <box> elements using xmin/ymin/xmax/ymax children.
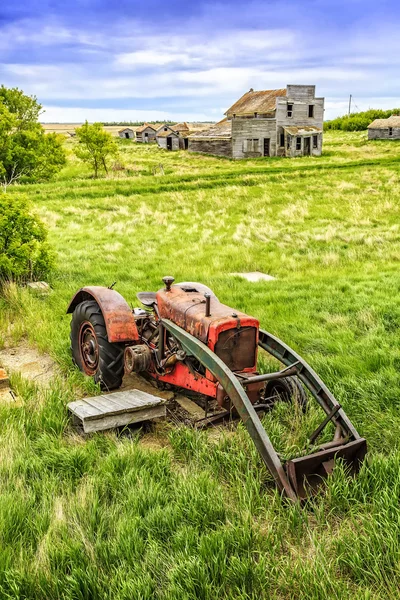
<box><xmin>368</xmin><ymin>128</ymin><xmax>400</xmax><ymax>140</ymax></box>
<box><xmin>119</xmin><ymin>129</ymin><xmax>135</xmax><ymax>139</ymax></box>
<box><xmin>157</xmin><ymin>135</ymin><xmax>180</xmax><ymax>151</ymax></box>
<box><xmin>136</xmin><ymin>127</ymin><xmax>157</xmax><ymax>143</ymax></box>
<box><xmin>285</xmin><ymin>133</ymin><xmax>323</xmax><ymax>157</ymax></box>
<box><xmin>188</xmin><ymin>138</ymin><xmax>232</xmax><ymax>157</ymax></box>
<box><xmin>231</xmin><ymin>119</ymin><xmax>276</xmax><ymax>158</ymax></box>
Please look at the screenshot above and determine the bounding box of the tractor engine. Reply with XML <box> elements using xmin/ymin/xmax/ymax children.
<box><xmin>156</xmin><ymin>280</ymin><xmax>259</xmax><ymax>374</ymax></box>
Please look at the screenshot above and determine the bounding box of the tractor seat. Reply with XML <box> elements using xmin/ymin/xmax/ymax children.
<box><xmin>137</xmin><ymin>292</ymin><xmax>157</xmax><ymax>307</ymax></box>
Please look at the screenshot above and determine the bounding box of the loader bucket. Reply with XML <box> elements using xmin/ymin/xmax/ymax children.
<box><xmin>285</xmin><ymin>438</ymin><xmax>367</xmax><ymax>499</ymax></box>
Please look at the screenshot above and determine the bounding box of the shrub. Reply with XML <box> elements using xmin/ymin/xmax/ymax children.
<box><xmin>0</xmin><ymin>86</ymin><xmax>66</xmax><ymax>190</ymax></box>
<box><xmin>324</xmin><ymin>108</ymin><xmax>400</xmax><ymax>131</ymax></box>
<box><xmin>0</xmin><ymin>194</ymin><xmax>54</xmax><ymax>284</ymax></box>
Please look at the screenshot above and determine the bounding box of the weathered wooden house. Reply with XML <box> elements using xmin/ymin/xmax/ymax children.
<box><xmin>368</xmin><ymin>116</ymin><xmax>400</xmax><ymax>140</ymax></box>
<box><xmin>189</xmin><ymin>85</ymin><xmax>324</xmax><ymax>158</ymax></box>
<box><xmin>156</xmin><ymin>122</ymin><xmax>191</xmax><ymax>151</ymax></box>
<box><xmin>189</xmin><ymin>118</ymin><xmax>232</xmax><ymax>156</ymax></box>
<box><xmin>118</xmin><ymin>127</ymin><xmax>135</xmax><ymax>139</ymax></box>
<box><xmin>136</xmin><ymin>123</ymin><xmax>157</xmax><ymax>143</ymax></box>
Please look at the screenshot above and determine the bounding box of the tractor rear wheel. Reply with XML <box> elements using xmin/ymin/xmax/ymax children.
<box><xmin>70</xmin><ymin>300</ymin><xmax>124</xmax><ymax>390</ymax></box>
<box><xmin>264</xmin><ymin>376</ymin><xmax>307</xmax><ymax>411</ymax></box>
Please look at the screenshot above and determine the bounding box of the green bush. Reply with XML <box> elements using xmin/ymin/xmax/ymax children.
<box><xmin>324</xmin><ymin>108</ymin><xmax>400</xmax><ymax>131</ymax></box>
<box><xmin>0</xmin><ymin>194</ymin><xmax>54</xmax><ymax>284</ymax></box>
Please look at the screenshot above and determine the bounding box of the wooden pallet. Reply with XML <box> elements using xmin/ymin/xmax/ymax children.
<box><xmin>68</xmin><ymin>389</ymin><xmax>166</xmax><ymax>433</ymax></box>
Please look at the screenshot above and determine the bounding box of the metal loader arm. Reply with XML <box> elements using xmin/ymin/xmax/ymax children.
<box><xmin>162</xmin><ymin>318</ymin><xmax>298</xmax><ymax>501</ymax></box>
<box><xmin>258</xmin><ymin>329</ymin><xmax>360</xmax><ymax>441</ymax></box>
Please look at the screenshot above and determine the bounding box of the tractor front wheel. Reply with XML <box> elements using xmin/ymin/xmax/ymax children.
<box><xmin>264</xmin><ymin>376</ymin><xmax>307</xmax><ymax>411</ymax></box>
<box><xmin>70</xmin><ymin>300</ymin><xmax>124</xmax><ymax>390</ymax></box>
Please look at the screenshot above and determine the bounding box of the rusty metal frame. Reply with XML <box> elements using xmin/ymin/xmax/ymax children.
<box><xmin>162</xmin><ymin>319</ymin><xmax>366</xmax><ymax>501</ymax></box>
<box><xmin>258</xmin><ymin>329</ymin><xmax>360</xmax><ymax>440</ymax></box>
<box><xmin>162</xmin><ymin>318</ymin><xmax>298</xmax><ymax>500</ymax></box>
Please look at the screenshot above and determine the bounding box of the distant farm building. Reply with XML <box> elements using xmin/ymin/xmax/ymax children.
<box><xmin>368</xmin><ymin>116</ymin><xmax>400</xmax><ymax>140</ymax></box>
<box><xmin>136</xmin><ymin>123</ymin><xmax>157</xmax><ymax>143</ymax></box>
<box><xmin>156</xmin><ymin>122</ymin><xmax>191</xmax><ymax>151</ymax></box>
<box><xmin>119</xmin><ymin>127</ymin><xmax>135</xmax><ymax>139</ymax></box>
<box><xmin>188</xmin><ymin>85</ymin><xmax>324</xmax><ymax>158</ymax></box>
<box><xmin>189</xmin><ymin>119</ymin><xmax>232</xmax><ymax>156</ymax></box>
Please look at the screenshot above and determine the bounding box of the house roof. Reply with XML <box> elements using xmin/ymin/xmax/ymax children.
<box><xmin>189</xmin><ymin>118</ymin><xmax>232</xmax><ymax>140</ymax></box>
<box><xmin>118</xmin><ymin>127</ymin><xmax>134</xmax><ymax>133</ymax></box>
<box><xmin>136</xmin><ymin>123</ymin><xmax>156</xmax><ymax>133</ymax></box>
<box><xmin>284</xmin><ymin>126</ymin><xmax>322</xmax><ymax>136</ymax></box>
<box><xmin>156</xmin><ymin>129</ymin><xmax>179</xmax><ymax>138</ymax></box>
<box><xmin>368</xmin><ymin>116</ymin><xmax>400</xmax><ymax>129</ymax></box>
<box><xmin>225</xmin><ymin>88</ymin><xmax>287</xmax><ymax>117</ymax></box>
<box><xmin>169</xmin><ymin>122</ymin><xmax>190</xmax><ymax>132</ymax></box>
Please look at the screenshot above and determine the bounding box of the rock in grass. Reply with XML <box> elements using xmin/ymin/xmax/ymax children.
<box><xmin>27</xmin><ymin>281</ymin><xmax>51</xmax><ymax>293</ymax></box>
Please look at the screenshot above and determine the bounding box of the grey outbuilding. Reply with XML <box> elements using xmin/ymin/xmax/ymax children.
<box><xmin>368</xmin><ymin>116</ymin><xmax>400</xmax><ymax>140</ymax></box>
<box><xmin>136</xmin><ymin>123</ymin><xmax>157</xmax><ymax>143</ymax></box>
<box><xmin>118</xmin><ymin>128</ymin><xmax>135</xmax><ymax>139</ymax></box>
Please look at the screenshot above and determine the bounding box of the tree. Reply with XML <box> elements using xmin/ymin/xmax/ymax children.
<box><xmin>0</xmin><ymin>194</ymin><xmax>54</xmax><ymax>283</ymax></box>
<box><xmin>74</xmin><ymin>122</ymin><xmax>118</xmax><ymax>178</ymax></box>
<box><xmin>0</xmin><ymin>86</ymin><xmax>66</xmax><ymax>191</ymax></box>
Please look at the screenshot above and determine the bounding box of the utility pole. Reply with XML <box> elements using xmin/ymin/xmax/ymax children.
<box><xmin>348</xmin><ymin>94</ymin><xmax>352</xmax><ymax>115</ymax></box>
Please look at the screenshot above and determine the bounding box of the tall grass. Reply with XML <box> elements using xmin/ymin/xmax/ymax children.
<box><xmin>0</xmin><ymin>131</ymin><xmax>400</xmax><ymax>598</ymax></box>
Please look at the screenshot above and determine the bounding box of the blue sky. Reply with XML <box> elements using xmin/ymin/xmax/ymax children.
<box><xmin>0</xmin><ymin>0</ymin><xmax>399</xmax><ymax>122</ymax></box>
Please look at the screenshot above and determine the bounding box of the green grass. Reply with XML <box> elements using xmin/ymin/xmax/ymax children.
<box><xmin>1</xmin><ymin>130</ymin><xmax>400</xmax><ymax>598</ymax></box>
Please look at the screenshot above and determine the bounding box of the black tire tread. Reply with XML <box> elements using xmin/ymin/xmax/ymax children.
<box><xmin>70</xmin><ymin>300</ymin><xmax>124</xmax><ymax>390</ymax></box>
<box><xmin>264</xmin><ymin>376</ymin><xmax>307</xmax><ymax>411</ymax></box>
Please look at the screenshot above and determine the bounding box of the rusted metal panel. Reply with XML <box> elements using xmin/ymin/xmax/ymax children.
<box><xmin>67</xmin><ymin>286</ymin><xmax>139</xmax><ymax>343</ymax></box>
<box><xmin>156</xmin><ymin>284</ymin><xmax>259</xmax><ymax>371</ymax></box>
<box><xmin>286</xmin><ymin>438</ymin><xmax>367</xmax><ymax>499</ymax></box>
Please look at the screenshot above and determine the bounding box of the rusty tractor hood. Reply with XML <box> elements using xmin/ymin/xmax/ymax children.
<box><xmin>156</xmin><ymin>283</ymin><xmax>259</xmax><ymax>345</ymax></box>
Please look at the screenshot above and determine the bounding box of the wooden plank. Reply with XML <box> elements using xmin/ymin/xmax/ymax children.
<box><xmin>68</xmin><ymin>389</ymin><xmax>165</xmax><ymax>422</ymax></box>
<box><xmin>68</xmin><ymin>399</ymin><xmax>103</xmax><ymax>419</ymax></box>
<box><xmin>82</xmin><ymin>405</ymin><xmax>166</xmax><ymax>433</ymax></box>
<box><xmin>81</xmin><ymin>395</ymin><xmax>129</xmax><ymax>413</ymax></box>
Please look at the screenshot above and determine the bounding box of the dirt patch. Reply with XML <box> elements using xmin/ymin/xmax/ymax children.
<box><xmin>0</xmin><ymin>344</ymin><xmax>58</xmax><ymax>387</ymax></box>
<box><xmin>120</xmin><ymin>372</ymin><xmax>174</xmax><ymax>401</ymax></box>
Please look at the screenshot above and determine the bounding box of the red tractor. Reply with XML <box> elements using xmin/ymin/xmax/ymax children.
<box><xmin>68</xmin><ymin>276</ymin><xmax>366</xmax><ymax>501</ymax></box>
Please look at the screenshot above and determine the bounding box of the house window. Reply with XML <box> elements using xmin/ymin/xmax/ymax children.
<box><xmin>389</xmin><ymin>127</ymin><xmax>393</xmax><ymax>136</ymax></box>
<box><xmin>313</xmin><ymin>135</ymin><xmax>318</xmax><ymax>148</ymax></box>
<box><xmin>308</xmin><ymin>105</ymin><xmax>314</xmax><ymax>118</ymax></box>
<box><xmin>233</xmin><ymin>113</ymin><xmax>236</xmax><ymax>119</ymax></box>
<box><xmin>287</xmin><ymin>103</ymin><xmax>293</xmax><ymax>118</ymax></box>
<box><xmin>280</xmin><ymin>133</ymin><xmax>285</xmax><ymax>147</ymax></box>
<box><xmin>164</xmin><ymin>127</ymin><xmax>168</xmax><ymax>131</ymax></box>
<box><xmin>243</xmin><ymin>139</ymin><xmax>259</xmax><ymax>152</ymax></box>
<box><xmin>296</xmin><ymin>137</ymin><xmax>301</xmax><ymax>150</ymax></box>
<box><xmin>145</xmin><ymin>132</ymin><xmax>148</xmax><ymax>138</ymax></box>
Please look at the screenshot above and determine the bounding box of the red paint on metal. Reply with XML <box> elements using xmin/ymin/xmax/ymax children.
<box><xmin>149</xmin><ymin>361</ymin><xmax>220</xmax><ymax>397</ymax></box>
<box><xmin>156</xmin><ymin>284</ymin><xmax>259</xmax><ymax>371</ymax></box>
<box><xmin>67</xmin><ymin>286</ymin><xmax>139</xmax><ymax>343</ymax></box>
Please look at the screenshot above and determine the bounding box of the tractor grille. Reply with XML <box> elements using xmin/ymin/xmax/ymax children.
<box><xmin>214</xmin><ymin>327</ymin><xmax>257</xmax><ymax>372</ymax></box>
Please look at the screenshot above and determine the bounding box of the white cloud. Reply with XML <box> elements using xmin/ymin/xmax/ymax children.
<box><xmin>40</xmin><ymin>105</ymin><xmax>211</xmax><ymax>123</ymax></box>
<box><xmin>0</xmin><ymin>12</ymin><xmax>399</xmax><ymax>122</ymax></box>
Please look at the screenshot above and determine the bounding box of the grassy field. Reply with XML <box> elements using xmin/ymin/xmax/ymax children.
<box><xmin>1</xmin><ymin>131</ymin><xmax>400</xmax><ymax>599</ymax></box>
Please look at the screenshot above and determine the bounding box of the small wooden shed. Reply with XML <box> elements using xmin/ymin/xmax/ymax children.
<box><xmin>368</xmin><ymin>116</ymin><xmax>400</xmax><ymax>140</ymax></box>
<box><xmin>136</xmin><ymin>123</ymin><xmax>157</xmax><ymax>143</ymax></box>
<box><xmin>118</xmin><ymin>127</ymin><xmax>135</xmax><ymax>139</ymax></box>
<box><xmin>156</xmin><ymin>127</ymin><xmax>180</xmax><ymax>151</ymax></box>
<box><xmin>156</xmin><ymin>123</ymin><xmax>191</xmax><ymax>151</ymax></box>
